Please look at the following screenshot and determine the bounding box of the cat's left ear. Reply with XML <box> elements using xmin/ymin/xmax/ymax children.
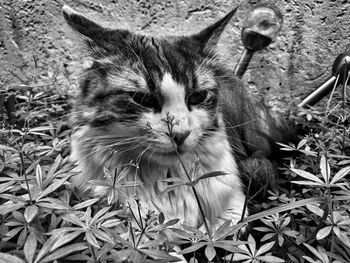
<box><xmin>191</xmin><ymin>7</ymin><xmax>238</xmax><ymax>52</ymax></box>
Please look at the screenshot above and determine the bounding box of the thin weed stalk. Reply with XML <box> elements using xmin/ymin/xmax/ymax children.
<box><xmin>341</xmin><ymin>71</ymin><xmax>349</xmax><ymax>153</ymax></box>
<box><xmin>163</xmin><ymin>113</ymin><xmax>212</xmax><ymax>238</ymax></box>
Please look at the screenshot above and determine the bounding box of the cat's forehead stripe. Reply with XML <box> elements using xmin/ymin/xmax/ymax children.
<box><xmin>160</xmin><ymin>73</ymin><xmax>185</xmax><ymax>105</ymax></box>
<box><xmin>107</xmin><ymin>71</ymin><xmax>147</xmax><ymax>92</ymax></box>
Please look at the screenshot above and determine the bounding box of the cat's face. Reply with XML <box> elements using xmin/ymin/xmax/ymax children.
<box><xmin>63</xmin><ymin>6</ymin><xmax>237</xmax><ymax>164</ymax></box>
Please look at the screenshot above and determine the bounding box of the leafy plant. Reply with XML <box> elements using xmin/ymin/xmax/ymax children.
<box><xmin>0</xmin><ymin>56</ymin><xmax>349</xmax><ymax>263</ymax></box>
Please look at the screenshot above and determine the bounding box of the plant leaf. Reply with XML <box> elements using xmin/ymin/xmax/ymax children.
<box><xmin>247</xmin><ymin>235</ymin><xmax>256</xmax><ymax>255</ymax></box>
<box><xmin>36</xmin><ymin>178</ymin><xmax>68</xmax><ymax>201</ymax></box>
<box><xmin>39</xmin><ymin>243</ymin><xmax>88</xmax><ymax>263</ymax></box>
<box><xmin>224</xmin><ymin>253</ymin><xmax>251</xmax><ymax>261</ymax></box>
<box><xmin>4</xmin><ymin>227</ymin><xmax>23</xmax><ymax>240</ymax></box>
<box><xmin>90</xmin><ymin>206</ymin><xmax>110</xmax><ymax>225</ymax></box>
<box><xmin>100</xmin><ymin>219</ymin><xmax>121</xmax><ymax>228</ymax></box>
<box><xmin>35</xmin><ymin>164</ymin><xmax>43</xmax><ymax>189</ymax></box>
<box><xmin>212</xmin><ymin>220</ymin><xmax>232</xmax><ymax>240</ymax></box>
<box><xmin>257</xmin><ymin>255</ymin><xmax>285</xmax><ymax>262</ymax></box>
<box><xmin>0</xmin><ymin>252</ymin><xmax>25</xmax><ymax>263</ymax></box>
<box><xmin>181</xmin><ymin>223</ymin><xmax>205</xmax><ymax>236</ymax></box>
<box><xmin>256</xmin><ymin>241</ymin><xmax>275</xmax><ymax>256</ymax></box>
<box><xmin>204</xmin><ymin>245</ymin><xmax>216</xmax><ymax>262</ymax></box>
<box><xmin>95</xmin><ymin>210</ymin><xmax>122</xmax><ymax>223</ymax></box>
<box><xmin>24</xmin><ymin>232</ymin><xmax>37</xmax><ymax>263</ymax></box>
<box><xmin>191</xmin><ymin>171</ymin><xmax>226</xmax><ymax>185</ymax></box>
<box><xmin>139</xmin><ymin>249</ymin><xmax>181</xmax><ymax>261</ymax></box>
<box><xmin>261</xmin><ymin>233</ymin><xmax>275</xmax><ymax>242</ymax></box>
<box><xmin>297</xmin><ymin>138</ymin><xmax>308</xmax><ymax>149</ymax></box>
<box><xmin>37</xmin><ymin>197</ymin><xmax>69</xmax><ymax>210</ymax></box>
<box><xmin>24</xmin><ymin>205</ymin><xmax>38</xmax><ymax>223</ymax></box>
<box><xmin>241</xmin><ymin>197</ymin><xmax>325</xmax><ymax>229</ymax></box>
<box><xmin>0</xmin><ymin>144</ymin><xmax>18</xmax><ymax>153</ymax></box>
<box><xmin>45</xmin><ymin>155</ymin><xmax>62</xmax><ymax>186</ymax></box>
<box><xmin>303</xmin><ymin>255</ymin><xmax>318</xmax><ymax>263</ymax></box>
<box><xmin>61</xmin><ymin>214</ymin><xmax>85</xmax><ymax>228</ymax></box>
<box><xmin>306</xmin><ymin>204</ymin><xmax>325</xmax><ymax>218</ymax></box>
<box><xmin>291</xmin><ymin>169</ymin><xmax>324</xmax><ymax>184</ymax></box>
<box><xmin>178</xmin><ymin>243</ymin><xmax>206</xmax><ymax>254</ymax></box>
<box><xmin>86</xmin><ymin>230</ymin><xmax>100</xmax><ymax>248</ymax></box>
<box><xmin>316</xmin><ymin>226</ymin><xmax>332</xmax><ymax>240</ymax></box>
<box><xmin>303</xmin><ymin>243</ymin><xmax>326</xmax><ymax>262</ymax></box>
<box><xmin>213</xmin><ymin>242</ymin><xmax>245</xmax><ymax>254</ymax></box>
<box><xmin>0</xmin><ymin>203</ymin><xmax>24</xmax><ymax>215</ymax></box>
<box><xmin>333</xmin><ymin>227</ymin><xmax>350</xmax><ymax>248</ymax></box>
<box><xmin>330</xmin><ymin>166</ymin><xmax>350</xmax><ymax>184</ymax></box>
<box><xmin>0</xmin><ymin>194</ymin><xmax>25</xmax><ymax>203</ymax></box>
<box><xmin>0</xmin><ymin>181</ymin><xmax>16</xmax><ymax>193</ymax></box>
<box><xmin>33</xmin><ymin>234</ymin><xmax>57</xmax><ymax>263</ymax></box>
<box><xmin>50</xmin><ymin>231</ymin><xmax>82</xmax><ymax>252</ymax></box>
<box><xmin>37</xmin><ymin>178</ymin><xmax>68</xmax><ymax>200</ymax></box>
<box><xmin>320</xmin><ymin>156</ymin><xmax>330</xmax><ymax>184</ymax></box>
<box><xmin>72</xmin><ymin>198</ymin><xmax>99</xmax><ymax>210</ymax></box>
<box><xmin>291</xmin><ymin>181</ymin><xmax>323</xmax><ymax>186</ymax></box>
<box><xmin>90</xmin><ymin>228</ymin><xmax>114</xmax><ymax>244</ymax></box>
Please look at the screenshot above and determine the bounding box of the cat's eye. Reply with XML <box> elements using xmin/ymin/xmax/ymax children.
<box><xmin>130</xmin><ymin>92</ymin><xmax>158</xmax><ymax>109</ymax></box>
<box><xmin>188</xmin><ymin>90</ymin><xmax>208</xmax><ymax>106</ymax></box>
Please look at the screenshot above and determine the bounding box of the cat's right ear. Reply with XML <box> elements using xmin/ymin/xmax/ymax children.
<box><xmin>191</xmin><ymin>7</ymin><xmax>238</xmax><ymax>52</ymax></box>
<box><xmin>62</xmin><ymin>5</ymin><xmax>131</xmax><ymax>56</ymax></box>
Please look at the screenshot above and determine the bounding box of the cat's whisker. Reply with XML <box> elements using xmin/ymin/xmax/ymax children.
<box><xmin>78</xmin><ymin>141</ymin><xmax>144</xmax><ymax>163</ymax></box>
<box><xmin>135</xmin><ymin>144</ymin><xmax>151</xmax><ymax>165</ymax></box>
<box><xmin>146</xmin><ymin>148</ymin><xmax>156</xmax><ymax>166</ymax></box>
<box><xmin>198</xmin><ymin>130</ymin><xmax>247</xmax><ymax>155</ymax></box>
<box><xmin>222</xmin><ymin>118</ymin><xmax>259</xmax><ymax>129</ymax></box>
<box><xmin>75</xmin><ymin>137</ymin><xmax>142</xmax><ymax>160</ymax></box>
<box><xmin>97</xmin><ymin>135</ymin><xmax>149</xmax><ymax>144</ymax></box>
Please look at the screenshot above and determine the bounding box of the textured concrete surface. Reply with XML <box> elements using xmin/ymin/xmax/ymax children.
<box><xmin>1</xmin><ymin>0</ymin><xmax>349</xmax><ymax>109</ymax></box>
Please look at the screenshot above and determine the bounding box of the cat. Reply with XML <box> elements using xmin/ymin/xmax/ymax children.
<box><xmin>63</xmin><ymin>5</ymin><xmax>294</xmax><ymax>231</ymax></box>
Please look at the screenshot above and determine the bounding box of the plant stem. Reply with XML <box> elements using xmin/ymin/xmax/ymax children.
<box><xmin>88</xmin><ymin>244</ymin><xmax>97</xmax><ymax>262</ymax></box>
<box><xmin>19</xmin><ymin>149</ymin><xmax>33</xmax><ymax>203</ymax></box>
<box><xmin>341</xmin><ymin>73</ymin><xmax>349</xmax><ymax>153</ymax></box>
<box><xmin>127</xmin><ymin>202</ymin><xmax>142</xmax><ymax>230</ymax></box>
<box><xmin>164</xmin><ymin>113</ymin><xmax>212</xmax><ymax>238</ymax></box>
<box><xmin>240</xmin><ymin>176</ymin><xmax>252</xmax><ymax>223</ymax></box>
<box><xmin>129</xmin><ymin>221</ymin><xmax>136</xmax><ymax>247</ymax></box>
<box><xmin>136</xmin><ymin>220</ymin><xmax>148</xmax><ymax>247</ymax></box>
<box><xmin>171</xmin><ymin>139</ymin><xmax>212</xmax><ymax>239</ymax></box>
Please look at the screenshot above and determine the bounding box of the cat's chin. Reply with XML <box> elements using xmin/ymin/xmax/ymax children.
<box><xmin>143</xmin><ymin>149</ymin><xmax>192</xmax><ymax>165</ymax></box>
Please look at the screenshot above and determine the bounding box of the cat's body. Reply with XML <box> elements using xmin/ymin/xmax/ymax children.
<box><xmin>63</xmin><ymin>6</ymin><xmax>293</xmax><ymax>229</ymax></box>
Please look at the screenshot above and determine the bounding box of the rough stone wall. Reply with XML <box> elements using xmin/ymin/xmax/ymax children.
<box><xmin>1</xmin><ymin>0</ymin><xmax>349</xmax><ymax>109</ymax></box>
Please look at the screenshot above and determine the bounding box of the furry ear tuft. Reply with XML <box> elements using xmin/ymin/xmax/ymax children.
<box><xmin>192</xmin><ymin>7</ymin><xmax>238</xmax><ymax>52</ymax></box>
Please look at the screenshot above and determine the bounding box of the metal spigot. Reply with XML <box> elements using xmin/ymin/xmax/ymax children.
<box><xmin>298</xmin><ymin>50</ymin><xmax>350</xmax><ymax>108</ymax></box>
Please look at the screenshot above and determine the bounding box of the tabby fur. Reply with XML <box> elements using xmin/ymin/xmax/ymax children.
<box><xmin>63</xmin><ymin>5</ymin><xmax>293</xmax><ymax>229</ymax></box>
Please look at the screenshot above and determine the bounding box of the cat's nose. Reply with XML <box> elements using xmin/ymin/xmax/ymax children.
<box><xmin>172</xmin><ymin>131</ymin><xmax>191</xmax><ymax>147</ymax></box>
